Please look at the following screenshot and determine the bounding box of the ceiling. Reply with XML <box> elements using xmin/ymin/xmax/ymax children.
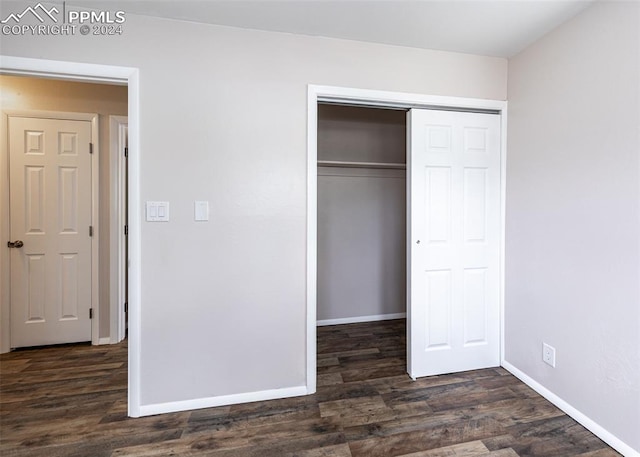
<box><xmin>67</xmin><ymin>0</ymin><xmax>595</xmax><ymax>58</ymax></box>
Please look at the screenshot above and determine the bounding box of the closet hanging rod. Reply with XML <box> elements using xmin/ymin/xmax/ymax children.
<box><xmin>317</xmin><ymin>160</ymin><xmax>406</xmax><ymax>170</ymax></box>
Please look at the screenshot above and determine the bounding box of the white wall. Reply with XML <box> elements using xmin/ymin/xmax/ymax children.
<box><xmin>506</xmin><ymin>1</ymin><xmax>640</xmax><ymax>453</ymax></box>
<box><xmin>0</xmin><ymin>75</ymin><xmax>128</xmax><ymax>340</ymax></box>
<box><xmin>0</xmin><ymin>6</ymin><xmax>506</xmax><ymax>409</ymax></box>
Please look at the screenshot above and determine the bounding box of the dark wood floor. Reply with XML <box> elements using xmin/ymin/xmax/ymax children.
<box><xmin>1</xmin><ymin>319</ymin><xmax>620</xmax><ymax>456</ymax></box>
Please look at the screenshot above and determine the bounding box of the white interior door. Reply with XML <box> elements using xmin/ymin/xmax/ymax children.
<box><xmin>408</xmin><ymin>109</ymin><xmax>501</xmax><ymax>378</ymax></box>
<box><xmin>9</xmin><ymin>116</ymin><xmax>93</xmax><ymax>348</ymax></box>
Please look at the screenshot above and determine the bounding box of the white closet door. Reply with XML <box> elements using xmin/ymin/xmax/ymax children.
<box><xmin>408</xmin><ymin>109</ymin><xmax>501</xmax><ymax>378</ymax></box>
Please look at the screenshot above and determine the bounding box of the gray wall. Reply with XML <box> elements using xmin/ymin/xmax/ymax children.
<box><xmin>317</xmin><ymin>105</ymin><xmax>406</xmax><ymax>321</ymax></box>
<box><xmin>0</xmin><ymin>6</ymin><xmax>507</xmax><ymax>407</ymax></box>
<box><xmin>318</xmin><ymin>105</ymin><xmax>406</xmax><ymax>163</ymax></box>
<box><xmin>506</xmin><ymin>2</ymin><xmax>640</xmax><ymax>452</ymax></box>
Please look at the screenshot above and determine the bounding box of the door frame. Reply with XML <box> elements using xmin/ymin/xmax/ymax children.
<box><xmin>0</xmin><ymin>55</ymin><xmax>142</xmax><ymax>417</ymax></box>
<box><xmin>2</xmin><ymin>109</ymin><xmax>100</xmax><ymax>346</ymax></box>
<box><xmin>110</xmin><ymin>115</ymin><xmax>128</xmax><ymax>344</ymax></box>
<box><xmin>306</xmin><ymin>84</ymin><xmax>508</xmax><ymax>393</ymax></box>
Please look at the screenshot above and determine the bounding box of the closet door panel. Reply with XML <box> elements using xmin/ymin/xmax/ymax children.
<box><xmin>408</xmin><ymin>109</ymin><xmax>501</xmax><ymax>379</ymax></box>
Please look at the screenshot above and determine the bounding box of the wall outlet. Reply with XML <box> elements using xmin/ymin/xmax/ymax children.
<box><xmin>542</xmin><ymin>343</ymin><xmax>556</xmax><ymax>367</ymax></box>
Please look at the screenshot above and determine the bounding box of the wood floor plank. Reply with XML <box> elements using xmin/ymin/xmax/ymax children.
<box><xmin>319</xmin><ymin>355</ymin><xmax>405</xmax><ymax>375</ymax></box>
<box><xmin>319</xmin><ymin>395</ymin><xmax>387</xmax><ymax>418</ymax></box>
<box><xmin>336</xmin><ymin>399</ymin><xmax>434</xmax><ymax>429</ymax></box>
<box><xmin>348</xmin><ymin>417</ymin><xmax>504</xmax><ymax>457</ymax></box>
<box><xmin>0</xmin><ymin>319</ymin><xmax>623</xmax><ymax>457</ymax></box>
<box><xmin>282</xmin><ymin>443</ymin><xmax>353</xmax><ymax>457</ymax></box>
<box><xmin>459</xmin><ymin>396</ymin><xmax>564</xmax><ymax>427</ymax></box>
<box><xmin>317</xmin><ymin>348</ymin><xmax>380</xmax><ymax>358</ymax></box>
<box><xmin>112</xmin><ymin>429</ymin><xmax>346</xmax><ymax>457</ymax></box>
<box><xmin>318</xmin><ymin>372</ymin><xmax>344</xmax><ymax>387</ymax></box>
<box><xmin>576</xmin><ymin>449</ymin><xmax>625</xmax><ymax>457</ymax></box>
<box><xmin>396</xmin><ymin>440</ymin><xmax>490</xmax><ymax>456</ymax></box>
<box><xmin>484</xmin><ymin>450</ymin><xmax>520</xmax><ymax>457</ymax></box>
<box><xmin>366</xmin><ymin>373</ymin><xmax>471</xmax><ymax>396</ymax></box>
<box><xmin>483</xmin><ymin>416</ymin><xmax>613</xmax><ymax>456</ymax></box>
<box><xmin>2</xmin><ymin>430</ymin><xmax>184</xmax><ymax>457</ymax></box>
<box><xmin>318</xmin><ymin>357</ymin><xmax>341</xmax><ymax>367</ymax></box>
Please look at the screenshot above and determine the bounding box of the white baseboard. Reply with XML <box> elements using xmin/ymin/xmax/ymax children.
<box><xmin>138</xmin><ymin>385</ymin><xmax>309</xmax><ymax>417</ymax></box>
<box><xmin>317</xmin><ymin>312</ymin><xmax>406</xmax><ymax>327</ymax></box>
<box><xmin>502</xmin><ymin>360</ymin><xmax>639</xmax><ymax>457</ymax></box>
<box><xmin>97</xmin><ymin>337</ymin><xmax>111</xmax><ymax>345</ymax></box>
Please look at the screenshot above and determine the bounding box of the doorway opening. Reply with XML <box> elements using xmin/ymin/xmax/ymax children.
<box><xmin>1</xmin><ymin>75</ymin><xmax>127</xmax><ymax>349</ymax></box>
<box><xmin>316</xmin><ymin>103</ymin><xmax>408</xmax><ymax>385</ymax></box>
<box><xmin>307</xmin><ymin>85</ymin><xmax>507</xmax><ymax>394</ymax></box>
<box><xmin>0</xmin><ymin>55</ymin><xmax>141</xmax><ymax>416</ymax></box>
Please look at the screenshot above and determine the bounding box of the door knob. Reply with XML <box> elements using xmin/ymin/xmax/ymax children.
<box><xmin>7</xmin><ymin>240</ymin><xmax>23</xmax><ymax>248</ymax></box>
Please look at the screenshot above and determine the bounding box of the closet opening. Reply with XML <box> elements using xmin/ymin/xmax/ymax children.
<box><xmin>316</xmin><ymin>103</ymin><xmax>409</xmax><ymax>384</ymax></box>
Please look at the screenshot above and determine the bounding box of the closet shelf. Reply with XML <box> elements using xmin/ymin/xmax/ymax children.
<box><xmin>317</xmin><ymin>160</ymin><xmax>406</xmax><ymax>170</ymax></box>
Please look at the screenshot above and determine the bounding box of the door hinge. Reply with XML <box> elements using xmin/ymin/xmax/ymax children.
<box><xmin>89</xmin><ymin>142</ymin><xmax>94</xmax><ymax>154</ymax></box>
<box><xmin>89</xmin><ymin>225</ymin><xmax>93</xmax><ymax>237</ymax></box>
<box><xmin>89</xmin><ymin>308</ymin><xmax>93</xmax><ymax>319</ymax></box>
<box><xmin>124</xmin><ymin>302</ymin><xmax>128</xmax><ymax>313</ymax></box>
<box><xmin>124</xmin><ymin>147</ymin><xmax>128</xmax><ymax>158</ymax></box>
<box><xmin>124</xmin><ymin>225</ymin><xmax>128</xmax><ymax>236</ymax></box>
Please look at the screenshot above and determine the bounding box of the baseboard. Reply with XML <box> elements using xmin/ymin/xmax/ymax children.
<box><xmin>138</xmin><ymin>385</ymin><xmax>309</xmax><ymax>417</ymax></box>
<box><xmin>317</xmin><ymin>312</ymin><xmax>406</xmax><ymax>327</ymax></box>
<box><xmin>502</xmin><ymin>360</ymin><xmax>639</xmax><ymax>457</ymax></box>
<box><xmin>97</xmin><ymin>337</ymin><xmax>111</xmax><ymax>345</ymax></box>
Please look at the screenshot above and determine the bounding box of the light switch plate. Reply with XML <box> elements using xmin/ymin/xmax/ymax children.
<box><xmin>194</xmin><ymin>201</ymin><xmax>209</xmax><ymax>221</ymax></box>
<box><xmin>146</xmin><ymin>201</ymin><xmax>170</xmax><ymax>222</ymax></box>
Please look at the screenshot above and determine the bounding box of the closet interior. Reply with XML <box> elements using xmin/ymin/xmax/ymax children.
<box><xmin>317</xmin><ymin>104</ymin><xmax>408</xmax><ymax>325</ymax></box>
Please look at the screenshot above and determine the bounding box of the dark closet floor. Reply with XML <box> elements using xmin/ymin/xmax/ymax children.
<box><xmin>0</xmin><ymin>319</ymin><xmax>620</xmax><ymax>456</ymax></box>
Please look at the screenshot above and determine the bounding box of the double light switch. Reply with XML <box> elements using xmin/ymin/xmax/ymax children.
<box><xmin>146</xmin><ymin>201</ymin><xmax>170</xmax><ymax>222</ymax></box>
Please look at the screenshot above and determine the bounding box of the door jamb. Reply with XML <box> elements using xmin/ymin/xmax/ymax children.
<box><xmin>306</xmin><ymin>85</ymin><xmax>508</xmax><ymax>393</ymax></box>
<box><xmin>0</xmin><ymin>55</ymin><xmax>142</xmax><ymax>418</ymax></box>
<box><xmin>110</xmin><ymin>115</ymin><xmax>128</xmax><ymax>344</ymax></box>
<box><xmin>1</xmin><ymin>109</ymin><xmax>100</xmax><ymax>347</ymax></box>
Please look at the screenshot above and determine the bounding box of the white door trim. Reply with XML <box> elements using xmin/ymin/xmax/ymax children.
<box><xmin>0</xmin><ymin>55</ymin><xmax>142</xmax><ymax>418</ymax></box>
<box><xmin>110</xmin><ymin>115</ymin><xmax>127</xmax><ymax>344</ymax></box>
<box><xmin>2</xmin><ymin>109</ymin><xmax>99</xmax><ymax>347</ymax></box>
<box><xmin>306</xmin><ymin>84</ymin><xmax>507</xmax><ymax>394</ymax></box>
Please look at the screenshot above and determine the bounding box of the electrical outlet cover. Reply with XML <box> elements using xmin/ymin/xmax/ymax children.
<box><xmin>543</xmin><ymin>343</ymin><xmax>556</xmax><ymax>367</ymax></box>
